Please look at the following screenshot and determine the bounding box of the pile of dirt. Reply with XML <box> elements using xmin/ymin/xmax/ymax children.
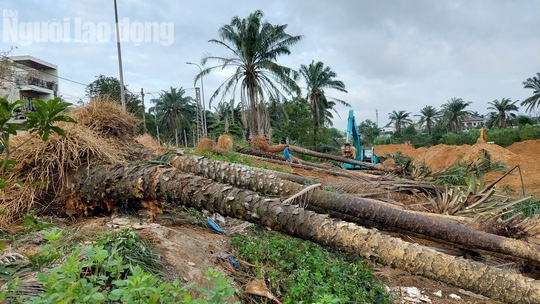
<box><xmin>217</xmin><ymin>135</ymin><xmax>234</xmax><ymax>152</ymax></box>
<box><xmin>0</xmin><ymin>99</ymin><xmax>139</xmax><ymax>228</ymax></box>
<box><xmin>375</xmin><ymin>144</ymin><xmax>421</xmax><ymax>159</ymax></box>
<box><xmin>375</xmin><ymin>141</ymin><xmax>540</xmax><ymax>196</ymax></box>
<box><xmin>414</xmin><ymin>143</ymin><xmax>517</xmax><ymax>171</ymax></box>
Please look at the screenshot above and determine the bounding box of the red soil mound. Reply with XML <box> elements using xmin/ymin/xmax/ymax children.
<box><xmin>375</xmin><ymin>141</ymin><xmax>540</xmax><ymax>196</ymax></box>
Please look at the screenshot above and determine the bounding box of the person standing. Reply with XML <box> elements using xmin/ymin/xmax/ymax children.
<box><xmin>284</xmin><ymin>145</ymin><xmax>291</xmax><ymax>162</ymax></box>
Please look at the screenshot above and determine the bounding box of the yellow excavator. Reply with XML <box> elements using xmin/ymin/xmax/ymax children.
<box><xmin>477</xmin><ymin>127</ymin><xmax>487</xmax><ymax>144</ymax></box>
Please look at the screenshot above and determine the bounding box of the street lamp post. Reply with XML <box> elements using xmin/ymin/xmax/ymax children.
<box><xmin>186</xmin><ymin>62</ymin><xmax>207</xmax><ymax>137</ymax></box>
<box><xmin>113</xmin><ymin>0</ymin><xmax>126</xmax><ymax>112</ymax></box>
<box><xmin>148</xmin><ymin>92</ymin><xmax>160</xmax><ymax>144</ymax></box>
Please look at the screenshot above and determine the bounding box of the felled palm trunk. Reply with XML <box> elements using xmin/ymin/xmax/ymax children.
<box><xmin>170</xmin><ymin>155</ymin><xmax>540</xmax><ymax>265</ymax></box>
<box><xmin>288</xmin><ymin>145</ymin><xmax>392</xmax><ymax>172</ymax></box>
<box><xmin>67</xmin><ymin>163</ymin><xmax>540</xmax><ymax>304</ymax></box>
<box><xmin>240</xmin><ymin>153</ymin><xmax>361</xmax><ymax>180</ymax></box>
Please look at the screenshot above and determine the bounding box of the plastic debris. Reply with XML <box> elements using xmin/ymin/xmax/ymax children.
<box><xmin>206</xmin><ymin>219</ymin><xmax>223</xmax><ymax>233</ymax></box>
<box><xmin>218</xmin><ymin>253</ymin><xmax>239</xmax><ymax>271</ymax></box>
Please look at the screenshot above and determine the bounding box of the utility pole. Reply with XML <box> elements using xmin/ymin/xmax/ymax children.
<box><xmin>141</xmin><ymin>88</ymin><xmax>146</xmax><ymax>134</ymax></box>
<box><xmin>186</xmin><ymin>62</ymin><xmax>207</xmax><ymax>137</ymax></box>
<box><xmin>195</xmin><ymin>87</ymin><xmax>204</xmax><ymax>142</ymax></box>
<box><xmin>113</xmin><ymin>0</ymin><xmax>126</xmax><ymax>112</ymax></box>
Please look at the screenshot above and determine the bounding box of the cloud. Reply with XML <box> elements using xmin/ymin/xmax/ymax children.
<box><xmin>3</xmin><ymin>0</ymin><xmax>539</xmax><ymax>129</ymax></box>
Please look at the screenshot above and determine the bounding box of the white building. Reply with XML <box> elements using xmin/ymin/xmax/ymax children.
<box><xmin>0</xmin><ymin>55</ymin><xmax>58</xmax><ymax>104</ymax></box>
<box><xmin>463</xmin><ymin>116</ymin><xmax>486</xmax><ymax>130</ymax></box>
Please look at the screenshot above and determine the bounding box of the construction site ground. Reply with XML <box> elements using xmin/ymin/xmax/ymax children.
<box><xmin>9</xmin><ymin>138</ymin><xmax>540</xmax><ymax>303</ymax></box>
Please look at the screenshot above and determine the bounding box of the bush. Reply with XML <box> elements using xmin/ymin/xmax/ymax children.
<box><xmin>232</xmin><ymin>227</ymin><xmax>390</xmax><ymax>303</ymax></box>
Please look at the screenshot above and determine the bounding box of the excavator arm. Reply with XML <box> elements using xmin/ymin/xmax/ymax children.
<box><xmin>341</xmin><ymin>110</ymin><xmax>377</xmax><ymax>169</ymax></box>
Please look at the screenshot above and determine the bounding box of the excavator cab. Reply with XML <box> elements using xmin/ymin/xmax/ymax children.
<box><xmin>361</xmin><ymin>146</ymin><xmax>376</xmax><ymax>163</ymax></box>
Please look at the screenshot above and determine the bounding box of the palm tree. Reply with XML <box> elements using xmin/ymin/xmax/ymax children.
<box><xmin>521</xmin><ymin>72</ymin><xmax>540</xmax><ymax>113</ymax></box>
<box><xmin>441</xmin><ymin>98</ymin><xmax>472</xmax><ymax>133</ymax></box>
<box><xmin>155</xmin><ymin>87</ymin><xmax>194</xmax><ymax>146</ymax></box>
<box><xmin>415</xmin><ymin>105</ymin><xmax>440</xmax><ymax>135</ymax></box>
<box><xmin>388</xmin><ymin>110</ymin><xmax>412</xmax><ymax>134</ymax></box>
<box><xmin>487</xmin><ymin>98</ymin><xmax>519</xmax><ymax>129</ymax></box>
<box><xmin>300</xmin><ymin>60</ymin><xmax>349</xmax><ymax>150</ymax></box>
<box><xmin>198</xmin><ymin>10</ymin><xmax>302</xmax><ymax>137</ymax></box>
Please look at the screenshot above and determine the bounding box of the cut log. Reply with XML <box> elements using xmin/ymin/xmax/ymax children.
<box><xmin>170</xmin><ymin>155</ymin><xmax>540</xmax><ymax>265</ymax></box>
<box><xmin>68</xmin><ymin>163</ymin><xmax>540</xmax><ymax>304</ymax></box>
<box><xmin>288</xmin><ymin>145</ymin><xmax>394</xmax><ymax>172</ymax></box>
<box><xmin>240</xmin><ymin>153</ymin><xmax>362</xmax><ymax>180</ymax></box>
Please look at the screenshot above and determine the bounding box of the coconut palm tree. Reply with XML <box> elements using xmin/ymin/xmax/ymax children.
<box><xmin>299</xmin><ymin>60</ymin><xmax>349</xmax><ymax>150</ymax></box>
<box><xmin>487</xmin><ymin>98</ymin><xmax>519</xmax><ymax>129</ymax></box>
<box><xmin>198</xmin><ymin>10</ymin><xmax>302</xmax><ymax>137</ymax></box>
<box><xmin>415</xmin><ymin>105</ymin><xmax>440</xmax><ymax>135</ymax></box>
<box><xmin>521</xmin><ymin>72</ymin><xmax>540</xmax><ymax>113</ymax></box>
<box><xmin>155</xmin><ymin>87</ymin><xmax>194</xmax><ymax>146</ymax></box>
<box><xmin>388</xmin><ymin>110</ymin><xmax>412</xmax><ymax>134</ymax></box>
<box><xmin>441</xmin><ymin>98</ymin><xmax>472</xmax><ymax>133</ymax></box>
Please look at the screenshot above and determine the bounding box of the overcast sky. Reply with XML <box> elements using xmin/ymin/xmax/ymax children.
<box><xmin>2</xmin><ymin>0</ymin><xmax>540</xmax><ymax>131</ymax></box>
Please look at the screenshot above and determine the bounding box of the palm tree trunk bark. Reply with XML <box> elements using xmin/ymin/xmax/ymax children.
<box><xmin>170</xmin><ymin>155</ymin><xmax>540</xmax><ymax>265</ymax></box>
<box><xmin>68</xmin><ymin>163</ymin><xmax>540</xmax><ymax>304</ymax></box>
<box><xmin>288</xmin><ymin>145</ymin><xmax>393</xmax><ymax>172</ymax></box>
<box><xmin>239</xmin><ymin>153</ymin><xmax>361</xmax><ymax>180</ymax></box>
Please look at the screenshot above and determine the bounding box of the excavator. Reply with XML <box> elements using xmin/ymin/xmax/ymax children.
<box><xmin>340</xmin><ymin>110</ymin><xmax>377</xmax><ymax>169</ymax></box>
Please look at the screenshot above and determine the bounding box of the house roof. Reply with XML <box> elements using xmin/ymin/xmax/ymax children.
<box><xmin>10</xmin><ymin>55</ymin><xmax>57</xmax><ymax>70</ymax></box>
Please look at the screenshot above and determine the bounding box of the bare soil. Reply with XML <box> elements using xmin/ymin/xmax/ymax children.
<box><xmin>375</xmin><ymin>140</ymin><xmax>540</xmax><ymax>197</ymax></box>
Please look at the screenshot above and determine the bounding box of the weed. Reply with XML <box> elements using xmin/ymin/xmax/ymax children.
<box><xmin>232</xmin><ymin>226</ymin><xmax>390</xmax><ymax>303</ymax></box>
<box><xmin>20</xmin><ymin>213</ymin><xmax>54</xmax><ymax>234</ymax></box>
<box><xmin>502</xmin><ymin>198</ymin><xmax>540</xmax><ymax>219</ymax></box>
<box><xmin>0</xmin><ymin>235</ymin><xmax>239</xmax><ymax>304</ymax></box>
<box><xmin>96</xmin><ymin>227</ymin><xmax>163</xmax><ymax>275</ymax></box>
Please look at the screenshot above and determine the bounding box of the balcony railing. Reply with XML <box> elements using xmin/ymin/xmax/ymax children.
<box><xmin>13</xmin><ymin>70</ymin><xmax>57</xmax><ymax>91</ymax></box>
<box><xmin>15</xmin><ymin>78</ymin><xmax>57</xmax><ymax>91</ymax></box>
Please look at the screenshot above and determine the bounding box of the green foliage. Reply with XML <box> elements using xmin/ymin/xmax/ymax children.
<box><xmin>0</xmin><ymin>229</ymin><xmax>238</xmax><ymax>304</ymax></box>
<box><xmin>389</xmin><ymin>124</ymin><xmax>540</xmax><ymax>148</ymax></box>
<box><xmin>358</xmin><ymin>119</ymin><xmax>380</xmax><ymax>145</ymax></box>
<box><xmin>24</xmin><ymin>250</ymin><xmax>237</xmax><ymax>304</ymax></box>
<box><xmin>521</xmin><ymin>72</ymin><xmax>540</xmax><ymax>113</ymax></box>
<box><xmin>201</xmin><ymin>10</ymin><xmax>301</xmax><ymax>136</ymax></box>
<box><xmin>85</xmin><ymin>74</ymin><xmax>143</xmax><ymax>115</ymax></box>
<box><xmin>0</xmin><ymin>97</ymin><xmax>75</xmax><ymax>189</ymax></box>
<box><xmin>503</xmin><ymin>198</ymin><xmax>540</xmax><ymax>219</ymax></box>
<box><xmin>440</xmin><ymin>129</ymin><xmax>480</xmax><ymax>146</ymax></box>
<box><xmin>208</xmin><ymin>120</ymin><xmax>244</xmax><ymax>139</ymax></box>
<box><xmin>232</xmin><ymin>227</ymin><xmax>390</xmax><ymax>303</ymax></box>
<box><xmin>96</xmin><ymin>227</ymin><xmax>163</xmax><ymax>275</ymax></box>
<box><xmin>517</xmin><ymin>115</ymin><xmax>534</xmax><ymax>126</ymax></box>
<box><xmin>20</xmin><ymin>213</ymin><xmax>55</xmax><ymax>234</ymax></box>
<box><xmin>432</xmin><ymin>149</ymin><xmax>505</xmax><ymax>186</ymax></box>
<box><xmin>387</xmin><ymin>110</ymin><xmax>412</xmax><ymax>134</ymax></box>
<box><xmin>274</xmin><ymin>97</ymin><xmax>315</xmax><ymax>148</ymax></box>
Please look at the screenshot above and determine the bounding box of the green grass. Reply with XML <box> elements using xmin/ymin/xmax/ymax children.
<box><xmin>232</xmin><ymin>226</ymin><xmax>391</xmax><ymax>304</ymax></box>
